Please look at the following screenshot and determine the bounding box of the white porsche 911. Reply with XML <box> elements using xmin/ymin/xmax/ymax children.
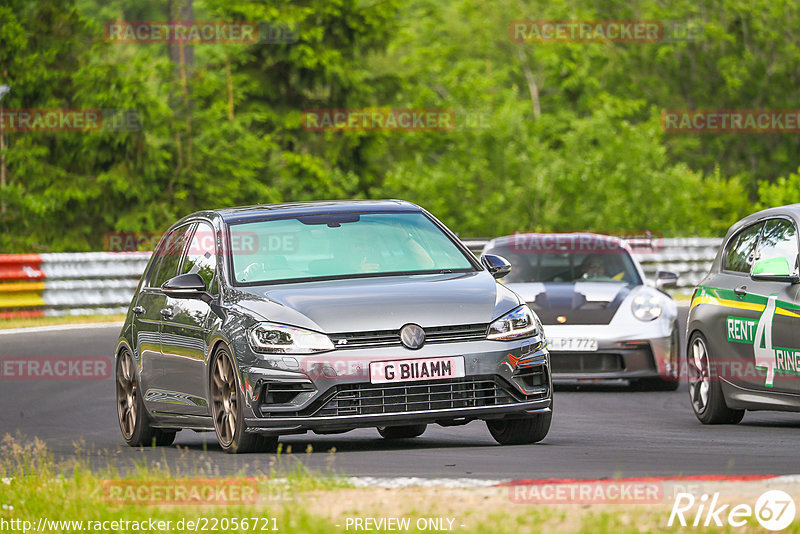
<box><xmin>482</xmin><ymin>233</ymin><xmax>680</xmax><ymax>390</ymax></box>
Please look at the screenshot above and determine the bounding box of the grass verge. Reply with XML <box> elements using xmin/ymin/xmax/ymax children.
<box><xmin>0</xmin><ymin>435</ymin><xmax>795</xmax><ymax>533</ymax></box>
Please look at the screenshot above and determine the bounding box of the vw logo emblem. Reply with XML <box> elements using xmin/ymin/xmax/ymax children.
<box><xmin>400</xmin><ymin>324</ymin><xmax>425</xmax><ymax>350</ymax></box>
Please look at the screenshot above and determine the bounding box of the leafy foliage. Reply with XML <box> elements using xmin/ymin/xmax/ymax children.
<box><xmin>0</xmin><ymin>0</ymin><xmax>797</xmax><ymax>251</ymax></box>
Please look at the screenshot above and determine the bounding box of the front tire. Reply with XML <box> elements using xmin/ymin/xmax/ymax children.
<box><xmin>486</xmin><ymin>410</ymin><xmax>552</xmax><ymax>445</ymax></box>
<box><xmin>116</xmin><ymin>348</ymin><xmax>176</xmax><ymax>447</ymax></box>
<box><xmin>210</xmin><ymin>346</ymin><xmax>261</xmax><ymax>453</ymax></box>
<box><xmin>687</xmin><ymin>332</ymin><xmax>744</xmax><ymax>424</ymax></box>
<box><xmin>377</xmin><ymin>424</ymin><xmax>427</xmax><ymax>439</ymax></box>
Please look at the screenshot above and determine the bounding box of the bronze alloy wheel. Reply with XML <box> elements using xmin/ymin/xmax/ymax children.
<box><xmin>116</xmin><ymin>348</ymin><xmax>176</xmax><ymax>447</ymax></box>
<box><xmin>116</xmin><ymin>349</ymin><xmax>138</xmax><ymax>440</ymax></box>
<box><xmin>209</xmin><ymin>346</ymin><xmax>272</xmax><ymax>453</ymax></box>
<box><xmin>211</xmin><ymin>348</ymin><xmax>239</xmax><ymax>448</ymax></box>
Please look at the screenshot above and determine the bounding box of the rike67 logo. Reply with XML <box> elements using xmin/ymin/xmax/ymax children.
<box><xmin>669</xmin><ymin>490</ymin><xmax>796</xmax><ymax>531</ymax></box>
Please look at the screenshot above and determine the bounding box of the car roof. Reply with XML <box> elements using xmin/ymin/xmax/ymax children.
<box><xmin>722</xmin><ymin>203</ymin><xmax>800</xmax><ymax>244</ymax></box>
<box><xmin>730</xmin><ymin>203</ymin><xmax>800</xmax><ymax>229</ymax></box>
<box><xmin>179</xmin><ymin>200</ymin><xmax>421</xmax><ymax>225</ymax></box>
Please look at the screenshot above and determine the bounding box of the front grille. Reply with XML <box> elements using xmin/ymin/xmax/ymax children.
<box><xmin>329</xmin><ymin>323</ymin><xmax>488</xmax><ymax>350</ymax></box>
<box><xmin>312</xmin><ymin>376</ymin><xmax>523</xmax><ymax>417</ymax></box>
<box><xmin>551</xmin><ymin>352</ymin><xmax>625</xmax><ymax>373</ymax></box>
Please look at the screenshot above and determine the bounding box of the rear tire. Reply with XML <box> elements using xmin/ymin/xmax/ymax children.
<box><xmin>487</xmin><ymin>410</ymin><xmax>552</xmax><ymax>445</ymax></box>
<box><xmin>116</xmin><ymin>348</ymin><xmax>176</xmax><ymax>447</ymax></box>
<box><xmin>688</xmin><ymin>332</ymin><xmax>745</xmax><ymax>424</ymax></box>
<box><xmin>377</xmin><ymin>424</ymin><xmax>427</xmax><ymax>439</ymax></box>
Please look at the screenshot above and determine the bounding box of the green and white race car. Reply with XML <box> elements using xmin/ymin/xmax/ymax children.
<box><xmin>687</xmin><ymin>204</ymin><xmax>800</xmax><ymax>423</ymax></box>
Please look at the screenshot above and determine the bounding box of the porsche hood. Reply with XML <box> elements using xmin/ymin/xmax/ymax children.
<box><xmin>507</xmin><ymin>281</ymin><xmax>631</xmax><ymax>325</ymax></box>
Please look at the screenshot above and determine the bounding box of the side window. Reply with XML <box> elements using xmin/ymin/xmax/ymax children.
<box><xmin>182</xmin><ymin>222</ymin><xmax>218</xmax><ymax>291</ymax></box>
<box><xmin>152</xmin><ymin>224</ymin><xmax>194</xmax><ymax>288</ymax></box>
<box><xmin>142</xmin><ymin>240</ymin><xmax>166</xmax><ymax>287</ymax></box>
<box><xmin>724</xmin><ymin>223</ymin><xmax>763</xmax><ymax>273</ymax></box>
<box><xmin>753</xmin><ymin>218</ymin><xmax>799</xmax><ymax>275</ymax></box>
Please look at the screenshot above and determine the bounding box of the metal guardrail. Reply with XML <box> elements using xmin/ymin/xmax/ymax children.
<box><xmin>0</xmin><ymin>252</ymin><xmax>150</xmax><ymax>319</ymax></box>
<box><xmin>0</xmin><ymin>238</ymin><xmax>722</xmax><ymax>318</ymax></box>
<box><xmin>630</xmin><ymin>238</ymin><xmax>722</xmax><ymax>293</ymax></box>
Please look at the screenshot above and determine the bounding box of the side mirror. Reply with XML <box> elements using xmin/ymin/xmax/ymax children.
<box><xmin>655</xmin><ymin>270</ymin><xmax>679</xmax><ymax>290</ymax></box>
<box><xmin>162</xmin><ymin>273</ymin><xmax>212</xmax><ymax>301</ymax></box>
<box><xmin>481</xmin><ymin>254</ymin><xmax>512</xmax><ymax>279</ymax></box>
<box><xmin>751</xmin><ymin>256</ymin><xmax>800</xmax><ymax>283</ymax></box>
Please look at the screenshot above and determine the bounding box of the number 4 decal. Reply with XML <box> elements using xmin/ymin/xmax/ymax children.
<box><xmin>753</xmin><ymin>294</ymin><xmax>778</xmax><ymax>387</ymax></box>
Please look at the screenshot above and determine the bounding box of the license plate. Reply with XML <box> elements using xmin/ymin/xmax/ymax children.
<box><xmin>369</xmin><ymin>356</ymin><xmax>466</xmax><ymax>384</ymax></box>
<box><xmin>547</xmin><ymin>337</ymin><xmax>598</xmax><ymax>352</ymax></box>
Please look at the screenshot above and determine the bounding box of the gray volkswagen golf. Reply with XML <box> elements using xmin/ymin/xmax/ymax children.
<box><xmin>116</xmin><ymin>200</ymin><xmax>552</xmax><ymax>452</ymax></box>
<box><xmin>687</xmin><ymin>204</ymin><xmax>800</xmax><ymax>424</ymax></box>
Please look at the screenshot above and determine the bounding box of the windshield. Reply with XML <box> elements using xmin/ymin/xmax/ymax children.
<box><xmin>228</xmin><ymin>211</ymin><xmax>475</xmax><ymax>285</ymax></box>
<box><xmin>484</xmin><ymin>243</ymin><xmax>642</xmax><ymax>285</ymax></box>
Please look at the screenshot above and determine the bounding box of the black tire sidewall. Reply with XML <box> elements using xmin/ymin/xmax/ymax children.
<box><xmin>377</xmin><ymin>424</ymin><xmax>427</xmax><ymax>439</ymax></box>
<box><xmin>487</xmin><ymin>410</ymin><xmax>552</xmax><ymax>445</ymax></box>
<box><xmin>688</xmin><ymin>332</ymin><xmax>743</xmax><ymax>424</ymax></box>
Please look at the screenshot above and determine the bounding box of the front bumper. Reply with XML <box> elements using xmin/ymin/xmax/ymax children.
<box><xmin>244</xmin><ymin>401</ymin><xmax>552</xmax><ymax>433</ymax></box>
<box><xmin>544</xmin><ymin>324</ymin><xmax>677</xmax><ymax>381</ymax></box>
<box><xmin>549</xmin><ymin>344</ymin><xmax>660</xmax><ymax>380</ymax></box>
<box><xmin>238</xmin><ymin>337</ymin><xmax>552</xmax><ymax>433</ymax></box>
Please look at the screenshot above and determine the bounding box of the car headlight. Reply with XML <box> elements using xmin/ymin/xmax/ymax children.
<box><xmin>631</xmin><ymin>291</ymin><xmax>663</xmax><ymax>321</ymax></box>
<box><xmin>487</xmin><ymin>305</ymin><xmax>540</xmax><ymax>340</ymax></box>
<box><xmin>248</xmin><ymin>322</ymin><xmax>334</xmax><ymax>354</ymax></box>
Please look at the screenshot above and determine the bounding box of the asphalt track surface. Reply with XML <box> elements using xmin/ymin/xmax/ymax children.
<box><xmin>2</xmin><ymin>306</ymin><xmax>800</xmax><ymax>480</ymax></box>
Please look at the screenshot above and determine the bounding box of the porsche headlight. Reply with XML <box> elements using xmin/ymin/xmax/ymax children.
<box><xmin>631</xmin><ymin>291</ymin><xmax>663</xmax><ymax>321</ymax></box>
<box><xmin>248</xmin><ymin>322</ymin><xmax>334</xmax><ymax>354</ymax></box>
<box><xmin>487</xmin><ymin>305</ymin><xmax>540</xmax><ymax>340</ymax></box>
